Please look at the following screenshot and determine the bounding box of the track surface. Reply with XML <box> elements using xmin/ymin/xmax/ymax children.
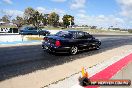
<box><xmin>0</xmin><ymin>35</ymin><xmax>132</xmax><ymax>81</ymax></box>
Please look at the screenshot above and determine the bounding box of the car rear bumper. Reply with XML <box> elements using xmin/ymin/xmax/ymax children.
<box><xmin>42</xmin><ymin>43</ymin><xmax>71</xmax><ymax>53</ymax></box>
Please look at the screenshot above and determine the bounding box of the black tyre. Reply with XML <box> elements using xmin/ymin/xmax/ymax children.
<box><xmin>98</xmin><ymin>41</ymin><xmax>101</xmax><ymax>46</ymax></box>
<box><xmin>95</xmin><ymin>45</ymin><xmax>100</xmax><ymax>50</ymax></box>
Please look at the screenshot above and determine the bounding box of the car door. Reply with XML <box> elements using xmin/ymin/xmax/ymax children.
<box><xmin>27</xmin><ymin>27</ymin><xmax>33</xmax><ymax>34</ymax></box>
<box><xmin>73</xmin><ymin>31</ymin><xmax>88</xmax><ymax>50</ymax></box>
<box><xmin>84</xmin><ymin>32</ymin><xmax>95</xmax><ymax>47</ymax></box>
<box><xmin>32</xmin><ymin>28</ymin><xmax>38</xmax><ymax>35</ymax></box>
<box><xmin>28</xmin><ymin>27</ymin><xmax>38</xmax><ymax>35</ymax></box>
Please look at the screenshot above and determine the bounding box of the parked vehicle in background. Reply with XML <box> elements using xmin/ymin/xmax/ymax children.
<box><xmin>42</xmin><ymin>30</ymin><xmax>101</xmax><ymax>55</ymax></box>
<box><xmin>39</xmin><ymin>29</ymin><xmax>50</xmax><ymax>36</ymax></box>
<box><xmin>19</xmin><ymin>26</ymin><xmax>50</xmax><ymax>36</ymax></box>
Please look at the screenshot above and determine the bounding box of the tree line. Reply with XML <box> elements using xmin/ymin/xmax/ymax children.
<box><xmin>0</xmin><ymin>7</ymin><xmax>75</xmax><ymax>28</ymax></box>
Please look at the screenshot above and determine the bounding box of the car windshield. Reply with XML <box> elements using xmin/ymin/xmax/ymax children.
<box><xmin>55</xmin><ymin>31</ymin><xmax>72</xmax><ymax>38</ymax></box>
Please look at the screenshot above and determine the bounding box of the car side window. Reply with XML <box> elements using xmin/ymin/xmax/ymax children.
<box><xmin>28</xmin><ymin>28</ymin><xmax>33</xmax><ymax>30</ymax></box>
<box><xmin>55</xmin><ymin>31</ymin><xmax>72</xmax><ymax>38</ymax></box>
<box><xmin>33</xmin><ymin>28</ymin><xmax>37</xmax><ymax>30</ymax></box>
<box><xmin>84</xmin><ymin>32</ymin><xmax>93</xmax><ymax>38</ymax></box>
<box><xmin>71</xmin><ymin>32</ymin><xmax>76</xmax><ymax>39</ymax></box>
<box><xmin>76</xmin><ymin>32</ymin><xmax>85</xmax><ymax>39</ymax></box>
<box><xmin>25</xmin><ymin>27</ymin><xmax>29</xmax><ymax>30</ymax></box>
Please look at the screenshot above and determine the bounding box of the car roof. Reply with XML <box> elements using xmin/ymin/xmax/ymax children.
<box><xmin>60</xmin><ymin>30</ymin><xmax>82</xmax><ymax>33</ymax></box>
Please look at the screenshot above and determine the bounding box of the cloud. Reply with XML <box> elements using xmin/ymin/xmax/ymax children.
<box><xmin>51</xmin><ymin>0</ymin><xmax>66</xmax><ymax>2</ymax></box>
<box><xmin>0</xmin><ymin>9</ymin><xmax>23</xmax><ymax>17</ymax></box>
<box><xmin>70</xmin><ymin>0</ymin><xmax>86</xmax><ymax>9</ymax></box>
<box><xmin>76</xmin><ymin>13</ymin><xmax>125</xmax><ymax>28</ymax></box>
<box><xmin>2</xmin><ymin>0</ymin><xmax>12</xmax><ymax>4</ymax></box>
<box><xmin>36</xmin><ymin>7</ymin><xmax>46</xmax><ymax>13</ymax></box>
<box><xmin>36</xmin><ymin>7</ymin><xmax>66</xmax><ymax>15</ymax></box>
<box><xmin>117</xmin><ymin>0</ymin><xmax>132</xmax><ymax>18</ymax></box>
<box><xmin>36</xmin><ymin>7</ymin><xmax>66</xmax><ymax>22</ymax></box>
<box><xmin>78</xmin><ymin>9</ymin><xmax>86</xmax><ymax>13</ymax></box>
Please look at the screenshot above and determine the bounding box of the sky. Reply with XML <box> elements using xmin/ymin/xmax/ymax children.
<box><xmin>0</xmin><ymin>0</ymin><xmax>132</xmax><ymax>29</ymax></box>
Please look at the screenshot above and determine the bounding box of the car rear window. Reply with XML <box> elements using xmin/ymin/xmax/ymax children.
<box><xmin>20</xmin><ymin>27</ymin><xmax>36</xmax><ymax>30</ymax></box>
<box><xmin>55</xmin><ymin>31</ymin><xmax>72</xmax><ymax>38</ymax></box>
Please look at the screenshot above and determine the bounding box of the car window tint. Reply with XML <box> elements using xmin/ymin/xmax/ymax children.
<box><xmin>84</xmin><ymin>32</ymin><xmax>89</xmax><ymax>36</ymax></box>
<box><xmin>28</xmin><ymin>27</ymin><xmax>36</xmax><ymax>30</ymax></box>
<box><xmin>71</xmin><ymin>32</ymin><xmax>76</xmax><ymax>38</ymax></box>
<box><xmin>76</xmin><ymin>32</ymin><xmax>85</xmax><ymax>39</ymax></box>
<box><xmin>84</xmin><ymin>32</ymin><xmax>92</xmax><ymax>38</ymax></box>
<box><xmin>33</xmin><ymin>28</ymin><xmax>37</xmax><ymax>30</ymax></box>
<box><xmin>25</xmin><ymin>27</ymin><xmax>29</xmax><ymax>30</ymax></box>
<box><xmin>28</xmin><ymin>28</ymin><xmax>33</xmax><ymax>30</ymax></box>
<box><xmin>55</xmin><ymin>31</ymin><xmax>72</xmax><ymax>38</ymax></box>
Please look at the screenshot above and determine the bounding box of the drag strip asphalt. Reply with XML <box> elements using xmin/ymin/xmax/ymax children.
<box><xmin>0</xmin><ymin>35</ymin><xmax>132</xmax><ymax>81</ymax></box>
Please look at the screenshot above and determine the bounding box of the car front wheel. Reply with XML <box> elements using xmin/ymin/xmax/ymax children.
<box><xmin>70</xmin><ymin>46</ymin><xmax>78</xmax><ymax>55</ymax></box>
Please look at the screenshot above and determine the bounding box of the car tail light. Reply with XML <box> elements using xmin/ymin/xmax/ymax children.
<box><xmin>55</xmin><ymin>40</ymin><xmax>61</xmax><ymax>47</ymax></box>
<box><xmin>43</xmin><ymin>37</ymin><xmax>48</xmax><ymax>41</ymax></box>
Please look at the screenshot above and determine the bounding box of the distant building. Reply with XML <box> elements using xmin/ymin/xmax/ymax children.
<box><xmin>0</xmin><ymin>21</ymin><xmax>18</xmax><ymax>33</ymax></box>
<box><xmin>0</xmin><ymin>21</ymin><xmax>6</xmax><ymax>25</ymax></box>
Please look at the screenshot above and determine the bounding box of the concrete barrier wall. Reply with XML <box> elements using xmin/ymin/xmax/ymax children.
<box><xmin>0</xmin><ymin>28</ymin><xmax>18</xmax><ymax>33</ymax></box>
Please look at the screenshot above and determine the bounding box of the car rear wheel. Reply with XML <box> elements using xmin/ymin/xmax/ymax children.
<box><xmin>95</xmin><ymin>45</ymin><xmax>100</xmax><ymax>50</ymax></box>
<box><xmin>70</xmin><ymin>46</ymin><xmax>78</xmax><ymax>55</ymax></box>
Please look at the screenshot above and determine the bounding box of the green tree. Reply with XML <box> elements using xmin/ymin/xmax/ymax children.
<box><xmin>24</xmin><ymin>7</ymin><xmax>35</xmax><ymax>19</ymax></box>
<box><xmin>24</xmin><ymin>7</ymin><xmax>36</xmax><ymax>25</ymax></box>
<box><xmin>1</xmin><ymin>15</ymin><xmax>10</xmax><ymax>23</ymax></box>
<box><xmin>62</xmin><ymin>15</ymin><xmax>74</xmax><ymax>28</ymax></box>
<box><xmin>48</xmin><ymin>12</ymin><xmax>59</xmax><ymax>27</ymax></box>
<box><xmin>32</xmin><ymin>11</ymin><xmax>43</xmax><ymax>28</ymax></box>
<box><xmin>24</xmin><ymin>7</ymin><xmax>44</xmax><ymax>28</ymax></box>
<box><xmin>12</xmin><ymin>16</ymin><xmax>25</xmax><ymax>27</ymax></box>
<box><xmin>42</xmin><ymin>14</ymin><xmax>49</xmax><ymax>26</ymax></box>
